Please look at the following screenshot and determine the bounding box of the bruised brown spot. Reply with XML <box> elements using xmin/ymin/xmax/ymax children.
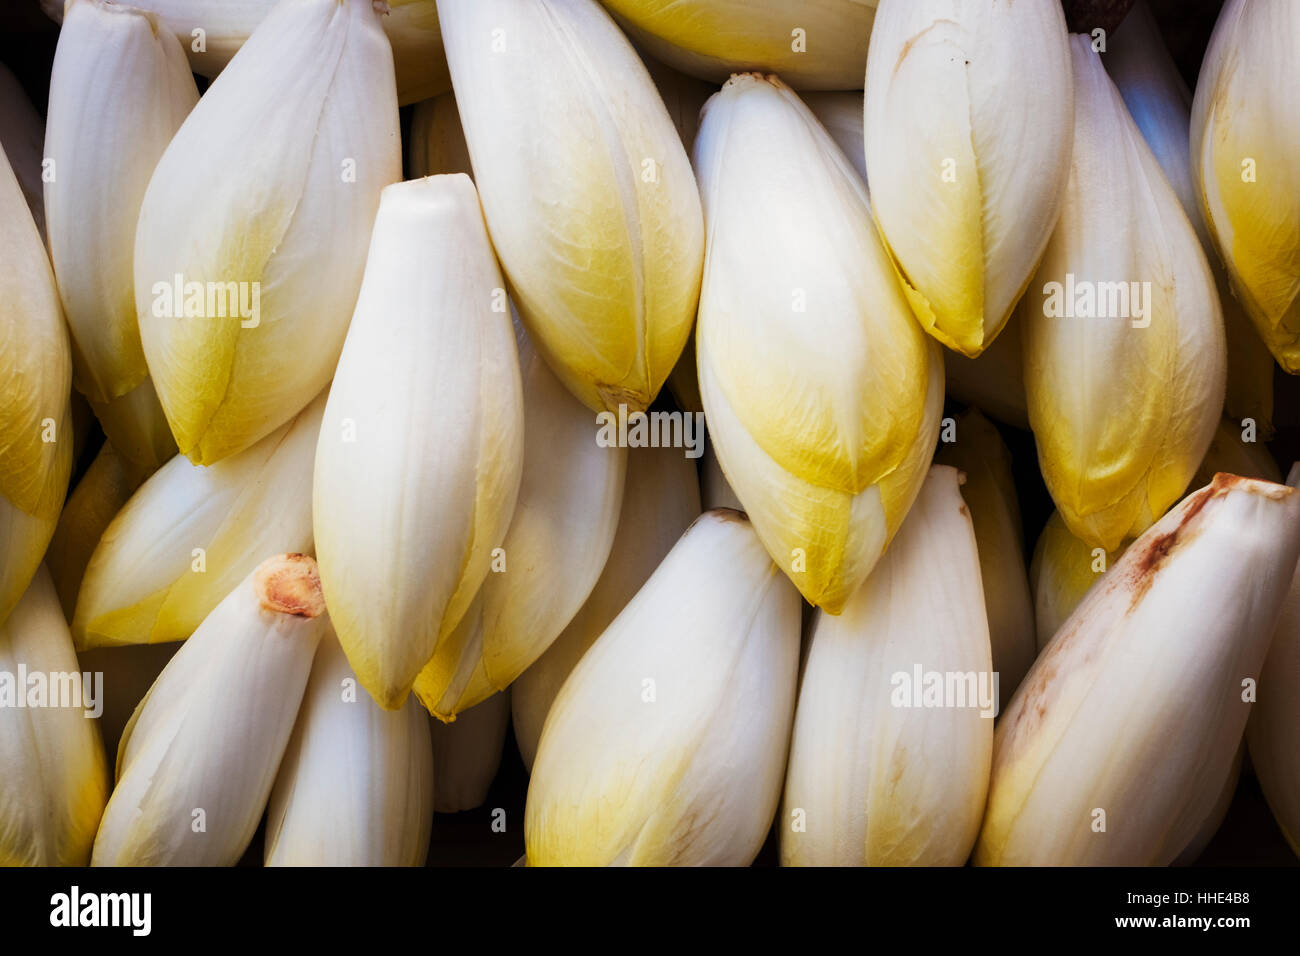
<box><xmin>254</xmin><ymin>553</ymin><xmax>325</xmax><ymax>618</ymax></box>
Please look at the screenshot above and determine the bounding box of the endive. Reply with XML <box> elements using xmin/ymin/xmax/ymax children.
<box><xmin>408</xmin><ymin>91</ymin><xmax>472</xmax><ymax>180</ymax></box>
<box><xmin>1108</xmin><ymin>0</ymin><xmax>1274</xmax><ymax>435</ymax></box>
<box><xmin>92</xmin><ymin>554</ymin><xmax>327</xmax><ymax>866</ymax></box>
<box><xmin>1019</xmin><ymin>36</ymin><xmax>1225</xmax><ymax>552</ymax></box>
<box><xmin>265</xmin><ymin>630</ymin><xmax>434</xmax><ymax>866</ymax></box>
<box><xmin>976</xmin><ymin>474</ymin><xmax>1300</xmax><ymax>866</ymax></box>
<box><xmin>314</xmin><ymin>175</ymin><xmax>523</xmax><ymax>711</ymax></box>
<box><xmin>694</xmin><ymin>73</ymin><xmax>943</xmax><ymax>613</ymax></box>
<box><xmin>1192</xmin><ymin>418</ymin><xmax>1280</xmax><ymax>489</ymax></box>
<box><xmin>598</xmin><ymin>0</ymin><xmax>878</xmax><ymax>90</ymax></box>
<box><xmin>1028</xmin><ymin>511</ymin><xmax>1128</xmax><ymax>650</ymax></box>
<box><xmin>1191</xmin><ymin>0</ymin><xmax>1300</xmax><ymax>373</ymax></box>
<box><xmin>45</xmin><ymin>0</ymin><xmax>198</xmax><ymax>408</ymax></box>
<box><xmin>1174</xmin><ymin>744</ymin><xmax>1242</xmax><ymax>866</ymax></box>
<box><xmin>46</xmin><ymin>442</ymin><xmax>137</xmax><ymax>620</ymax></box>
<box><xmin>512</xmin><ymin>444</ymin><xmax>701</xmax><ymax>770</ymax></box>
<box><xmin>0</xmin><ymin>142</ymin><xmax>73</xmax><ymax>628</ymax></box>
<box><xmin>87</xmin><ymin>379</ymin><xmax>177</xmax><ymax>483</ymax></box>
<box><xmin>429</xmin><ymin>689</ymin><xmax>509</xmax><ymax>814</ymax></box>
<box><xmin>782</xmin><ymin>466</ymin><xmax>993</xmax><ymax>866</ymax></box>
<box><xmin>437</xmin><ymin>0</ymin><xmax>704</xmax><ymax>414</ymax></box>
<box><xmin>936</xmin><ymin>410</ymin><xmax>1035</xmax><ymax>698</ymax></box>
<box><xmin>525</xmin><ymin>510</ymin><xmax>799</xmax><ymax>866</ymax></box>
<box><xmin>38</xmin><ymin>0</ymin><xmax>449</xmax><ymax>106</ymax></box>
<box><xmin>0</xmin><ymin>62</ymin><xmax>45</xmax><ymax>237</ymax></box>
<box><xmin>73</xmin><ymin>391</ymin><xmax>324</xmax><ymax>649</ymax></box>
<box><xmin>803</xmin><ymin>92</ymin><xmax>867</xmax><ymax>185</ymax></box>
<box><xmin>413</xmin><ymin>320</ymin><xmax>623</xmax><ymax>719</ymax></box>
<box><xmin>134</xmin><ymin>0</ymin><xmax>401</xmax><ymax>465</ymax></box>
<box><xmin>0</xmin><ymin>568</ymin><xmax>109</xmax><ymax>866</ymax></box>
<box><xmin>1248</xmin><ymin>462</ymin><xmax>1300</xmax><ymax>857</ymax></box>
<box><xmin>863</xmin><ymin>0</ymin><xmax>1073</xmax><ymax>357</ymax></box>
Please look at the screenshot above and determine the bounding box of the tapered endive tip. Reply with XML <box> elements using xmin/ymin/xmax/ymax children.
<box><xmin>254</xmin><ymin>553</ymin><xmax>325</xmax><ymax>618</ymax></box>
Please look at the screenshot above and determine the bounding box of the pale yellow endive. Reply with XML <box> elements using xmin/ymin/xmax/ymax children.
<box><xmin>977</xmin><ymin>475</ymin><xmax>1300</xmax><ymax>866</ymax></box>
<box><xmin>0</xmin><ymin>62</ymin><xmax>45</xmax><ymax>237</ymax></box>
<box><xmin>437</xmin><ymin>0</ymin><xmax>704</xmax><ymax>414</ymax></box>
<box><xmin>782</xmin><ymin>466</ymin><xmax>993</xmax><ymax>866</ymax></box>
<box><xmin>46</xmin><ymin>442</ymin><xmax>137</xmax><ymax>621</ymax></box>
<box><xmin>45</xmin><ymin>0</ymin><xmax>198</xmax><ymax>407</ymax></box>
<box><xmin>0</xmin><ymin>568</ymin><xmax>109</xmax><ymax>866</ymax></box>
<box><xmin>72</xmin><ymin>392</ymin><xmax>324</xmax><ymax>649</ymax></box>
<box><xmin>511</xmin><ymin>444</ymin><xmax>701</xmax><ymax>770</ymax></box>
<box><xmin>863</xmin><ymin>0</ymin><xmax>1073</xmax><ymax>357</ymax></box>
<box><xmin>430</xmin><ymin>689</ymin><xmax>509</xmax><ymax>814</ymax></box>
<box><xmin>694</xmin><ymin>72</ymin><xmax>943</xmax><ymax>613</ymax></box>
<box><xmin>134</xmin><ymin>0</ymin><xmax>401</xmax><ymax>465</ymax></box>
<box><xmin>1248</xmin><ymin>462</ymin><xmax>1300</xmax><ymax>859</ymax></box>
<box><xmin>525</xmin><ymin>510</ymin><xmax>800</xmax><ymax>866</ymax></box>
<box><xmin>408</xmin><ymin>91</ymin><xmax>472</xmax><ymax>180</ymax></box>
<box><xmin>86</xmin><ymin>379</ymin><xmax>177</xmax><ymax>483</ymax></box>
<box><xmin>92</xmin><ymin>554</ymin><xmax>327</xmax><ymax>866</ymax></box>
<box><xmin>936</xmin><ymin>410</ymin><xmax>1035</xmax><ymax>698</ymax></box>
<box><xmin>1108</xmin><ymin>0</ymin><xmax>1274</xmax><ymax>435</ymax></box>
<box><xmin>265</xmin><ymin>630</ymin><xmax>434</xmax><ymax>866</ymax></box>
<box><xmin>1020</xmin><ymin>36</ymin><xmax>1225</xmax><ymax>552</ymax></box>
<box><xmin>0</xmin><ymin>142</ymin><xmax>73</xmax><ymax>628</ymax></box>
<box><xmin>39</xmin><ymin>0</ymin><xmax>449</xmax><ymax>105</ymax></box>
<box><xmin>415</xmin><ymin>321</ymin><xmax>625</xmax><ymax>720</ymax></box>
<box><xmin>1028</xmin><ymin>511</ymin><xmax>1128</xmax><ymax>650</ymax></box>
<box><xmin>599</xmin><ymin>0</ymin><xmax>878</xmax><ymax>90</ymax></box>
<box><xmin>315</xmin><ymin>176</ymin><xmax>524</xmax><ymax>711</ymax></box>
<box><xmin>1191</xmin><ymin>0</ymin><xmax>1300</xmax><ymax>373</ymax></box>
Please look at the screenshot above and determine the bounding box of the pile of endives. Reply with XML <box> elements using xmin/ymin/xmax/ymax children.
<box><xmin>2</xmin><ymin>0</ymin><xmax>1299</xmax><ymax>868</ymax></box>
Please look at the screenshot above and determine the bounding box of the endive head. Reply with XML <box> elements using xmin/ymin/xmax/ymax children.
<box><xmin>979</xmin><ymin>474</ymin><xmax>1300</xmax><ymax>865</ymax></box>
<box><xmin>73</xmin><ymin>390</ymin><xmax>325</xmax><ymax>649</ymax></box>
<box><xmin>44</xmin><ymin>0</ymin><xmax>198</xmax><ymax>406</ymax></box>
<box><xmin>86</xmin><ymin>378</ymin><xmax>178</xmax><ymax>483</ymax></box>
<box><xmin>314</xmin><ymin>175</ymin><xmax>524</xmax><ymax>711</ymax></box>
<box><xmin>693</xmin><ymin>72</ymin><xmax>943</xmax><ymax>613</ymax></box>
<box><xmin>0</xmin><ymin>567</ymin><xmax>109</xmax><ymax>866</ymax></box>
<box><xmin>429</xmin><ymin>688</ymin><xmax>510</xmax><ymax>815</ymax></box>
<box><xmin>0</xmin><ymin>141</ymin><xmax>73</xmax><ymax>627</ymax></box>
<box><xmin>438</xmin><ymin>0</ymin><xmax>704</xmax><ymax>414</ymax></box>
<box><xmin>1190</xmin><ymin>0</ymin><xmax>1300</xmax><ymax>372</ymax></box>
<box><xmin>525</xmin><ymin>509</ymin><xmax>801</xmax><ymax>866</ymax></box>
<box><xmin>863</xmin><ymin>0</ymin><xmax>1073</xmax><ymax>356</ymax></box>
<box><xmin>92</xmin><ymin>553</ymin><xmax>327</xmax><ymax>867</ymax></box>
<box><xmin>1028</xmin><ymin>510</ymin><xmax>1129</xmax><ymax>650</ymax></box>
<box><xmin>134</xmin><ymin>0</ymin><xmax>401</xmax><ymax>465</ymax></box>
<box><xmin>781</xmin><ymin>466</ymin><xmax>993</xmax><ymax>867</ymax></box>
<box><xmin>1019</xmin><ymin>35</ymin><xmax>1225</xmax><ymax>552</ymax></box>
<box><xmin>599</xmin><ymin>0</ymin><xmax>878</xmax><ymax>90</ymax></box>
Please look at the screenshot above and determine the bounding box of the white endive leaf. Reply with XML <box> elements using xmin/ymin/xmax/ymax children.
<box><xmin>0</xmin><ymin>62</ymin><xmax>46</xmax><ymax>237</ymax></box>
<box><xmin>429</xmin><ymin>689</ymin><xmax>509</xmax><ymax>814</ymax></box>
<box><xmin>1019</xmin><ymin>35</ymin><xmax>1225</xmax><ymax>552</ymax></box>
<box><xmin>803</xmin><ymin>91</ymin><xmax>867</xmax><ymax>184</ymax></box>
<box><xmin>977</xmin><ymin>474</ymin><xmax>1300</xmax><ymax>865</ymax></box>
<box><xmin>863</xmin><ymin>0</ymin><xmax>1073</xmax><ymax>356</ymax></box>
<box><xmin>1190</xmin><ymin>0</ymin><xmax>1300</xmax><ymax>373</ymax></box>
<box><xmin>408</xmin><ymin>91</ymin><xmax>472</xmax><ymax>179</ymax></box>
<box><xmin>600</xmin><ymin>0</ymin><xmax>878</xmax><ymax>90</ymax></box>
<box><xmin>315</xmin><ymin>175</ymin><xmax>524</xmax><ymax>711</ymax></box>
<box><xmin>45</xmin><ymin>0</ymin><xmax>198</xmax><ymax>406</ymax></box>
<box><xmin>0</xmin><ymin>568</ymin><xmax>109</xmax><ymax>866</ymax></box>
<box><xmin>134</xmin><ymin>0</ymin><xmax>401</xmax><ymax>465</ymax></box>
<box><xmin>512</xmin><ymin>444</ymin><xmax>701</xmax><ymax>770</ymax></box>
<box><xmin>694</xmin><ymin>72</ymin><xmax>943</xmax><ymax>613</ymax></box>
<box><xmin>525</xmin><ymin>509</ymin><xmax>799</xmax><ymax>866</ymax></box>
<box><xmin>87</xmin><ymin>378</ymin><xmax>177</xmax><ymax>483</ymax></box>
<box><xmin>265</xmin><ymin>630</ymin><xmax>434</xmax><ymax>866</ymax></box>
<box><xmin>92</xmin><ymin>554</ymin><xmax>328</xmax><ymax>866</ymax></box>
<box><xmin>437</xmin><ymin>0</ymin><xmax>704</xmax><ymax>414</ymax></box>
<box><xmin>416</xmin><ymin>321</ymin><xmax>625</xmax><ymax>719</ymax></box>
<box><xmin>1248</xmin><ymin>462</ymin><xmax>1300</xmax><ymax>859</ymax></box>
<box><xmin>0</xmin><ymin>142</ymin><xmax>72</xmax><ymax>628</ymax></box>
<box><xmin>936</xmin><ymin>409</ymin><xmax>1036</xmax><ymax>699</ymax></box>
<box><xmin>73</xmin><ymin>391</ymin><xmax>324</xmax><ymax>649</ymax></box>
<box><xmin>1109</xmin><ymin>0</ymin><xmax>1274</xmax><ymax>435</ymax></box>
<box><xmin>39</xmin><ymin>0</ymin><xmax>450</xmax><ymax>106</ymax></box>
<box><xmin>781</xmin><ymin>466</ymin><xmax>993</xmax><ymax>866</ymax></box>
